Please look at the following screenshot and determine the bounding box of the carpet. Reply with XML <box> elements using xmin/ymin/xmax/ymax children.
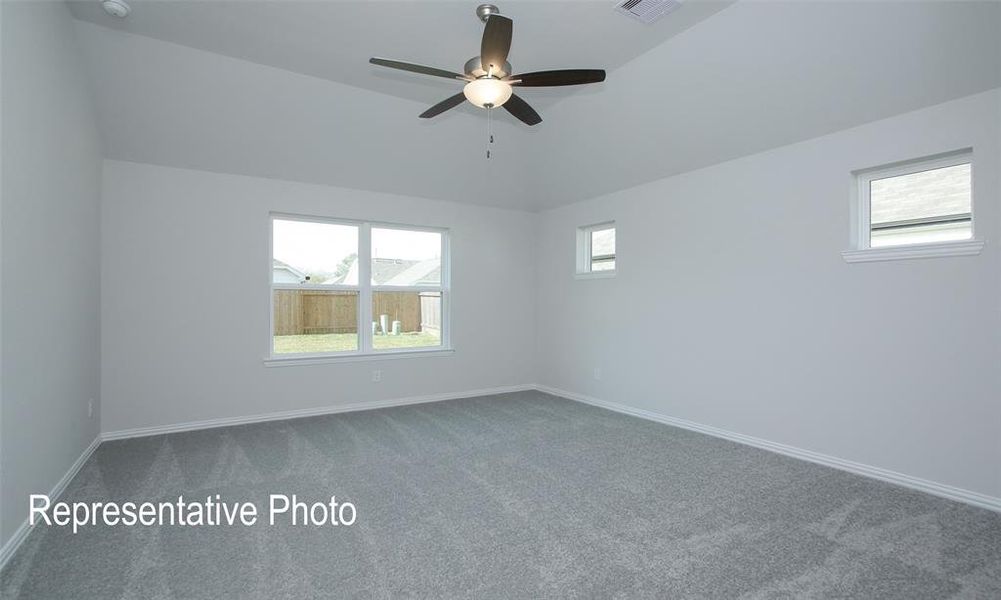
<box><xmin>2</xmin><ymin>390</ymin><xmax>1000</xmax><ymax>598</ymax></box>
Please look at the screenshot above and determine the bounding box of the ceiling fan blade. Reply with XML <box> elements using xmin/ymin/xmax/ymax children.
<box><xmin>419</xmin><ymin>93</ymin><xmax>467</xmax><ymax>119</ymax></box>
<box><xmin>369</xmin><ymin>58</ymin><xmax>467</xmax><ymax>81</ymax></box>
<box><xmin>502</xmin><ymin>94</ymin><xmax>541</xmax><ymax>126</ymax></box>
<box><xmin>510</xmin><ymin>69</ymin><xmax>606</xmax><ymax>87</ymax></box>
<box><xmin>480</xmin><ymin>15</ymin><xmax>513</xmax><ymax>74</ymax></box>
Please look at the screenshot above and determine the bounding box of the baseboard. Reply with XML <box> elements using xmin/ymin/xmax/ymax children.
<box><xmin>535</xmin><ymin>384</ymin><xmax>1001</xmax><ymax>513</ymax></box>
<box><xmin>0</xmin><ymin>435</ymin><xmax>101</xmax><ymax>572</ymax></box>
<box><xmin>101</xmin><ymin>384</ymin><xmax>536</xmax><ymax>441</ymax></box>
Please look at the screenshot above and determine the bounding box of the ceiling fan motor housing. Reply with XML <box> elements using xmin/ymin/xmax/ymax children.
<box><xmin>464</xmin><ymin>56</ymin><xmax>512</xmax><ymax>79</ymax></box>
<box><xmin>476</xmin><ymin>4</ymin><xmax>501</xmax><ymax>23</ymax></box>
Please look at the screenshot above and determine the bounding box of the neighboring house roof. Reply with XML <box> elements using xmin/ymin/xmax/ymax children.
<box><xmin>273</xmin><ymin>258</ymin><xmax>306</xmax><ymax>281</ymax></box>
<box><xmin>336</xmin><ymin>257</ymin><xmax>440</xmax><ymax>286</ymax></box>
<box><xmin>870</xmin><ymin>163</ymin><xmax>971</xmax><ymax>225</ymax></box>
<box><xmin>385</xmin><ymin>259</ymin><xmax>440</xmax><ymax>286</ymax></box>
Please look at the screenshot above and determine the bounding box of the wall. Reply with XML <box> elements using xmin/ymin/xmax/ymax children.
<box><xmin>536</xmin><ymin>89</ymin><xmax>1001</xmax><ymax>500</ymax></box>
<box><xmin>0</xmin><ymin>1</ymin><xmax>103</xmax><ymax>548</ymax></box>
<box><xmin>100</xmin><ymin>160</ymin><xmax>537</xmax><ymax>433</ymax></box>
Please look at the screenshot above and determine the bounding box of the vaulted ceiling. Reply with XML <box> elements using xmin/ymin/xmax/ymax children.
<box><xmin>69</xmin><ymin>0</ymin><xmax>1001</xmax><ymax>211</ymax></box>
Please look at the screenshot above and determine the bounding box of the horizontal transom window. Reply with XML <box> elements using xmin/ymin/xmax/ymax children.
<box><xmin>859</xmin><ymin>151</ymin><xmax>973</xmax><ymax>250</ymax></box>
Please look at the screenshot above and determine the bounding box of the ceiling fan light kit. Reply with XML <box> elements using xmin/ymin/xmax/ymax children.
<box><xmin>102</xmin><ymin>0</ymin><xmax>131</xmax><ymax>18</ymax></box>
<box><xmin>369</xmin><ymin>3</ymin><xmax>606</xmax><ymax>128</ymax></box>
<box><xmin>463</xmin><ymin>78</ymin><xmax>513</xmax><ymax>109</ymax></box>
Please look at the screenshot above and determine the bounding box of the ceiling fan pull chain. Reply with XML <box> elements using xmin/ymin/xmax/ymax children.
<box><xmin>486</xmin><ymin>106</ymin><xmax>494</xmax><ymax>159</ymax></box>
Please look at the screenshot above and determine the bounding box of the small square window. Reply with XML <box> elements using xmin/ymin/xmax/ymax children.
<box><xmin>577</xmin><ymin>222</ymin><xmax>615</xmax><ymax>277</ymax></box>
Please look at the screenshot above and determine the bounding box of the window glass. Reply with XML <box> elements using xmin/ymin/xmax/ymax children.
<box><xmin>272</xmin><ymin>290</ymin><xmax>358</xmax><ymax>354</ymax></box>
<box><xmin>869</xmin><ymin>163</ymin><xmax>971</xmax><ymax>248</ymax></box>
<box><xmin>591</xmin><ymin>227</ymin><xmax>616</xmax><ymax>272</ymax></box>
<box><xmin>273</xmin><ymin>219</ymin><xmax>358</xmax><ymax>285</ymax></box>
<box><xmin>371</xmin><ymin>228</ymin><xmax>442</xmax><ymax>286</ymax></box>
<box><xmin>371</xmin><ymin>291</ymin><xmax>442</xmax><ymax>350</ymax></box>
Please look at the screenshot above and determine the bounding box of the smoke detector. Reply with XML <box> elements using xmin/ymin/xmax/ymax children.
<box><xmin>102</xmin><ymin>0</ymin><xmax>131</xmax><ymax>18</ymax></box>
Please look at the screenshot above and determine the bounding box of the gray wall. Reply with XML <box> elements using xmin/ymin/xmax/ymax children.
<box><xmin>100</xmin><ymin>160</ymin><xmax>538</xmax><ymax>433</ymax></box>
<box><xmin>1</xmin><ymin>1</ymin><xmax>103</xmax><ymax>547</ymax></box>
<box><xmin>536</xmin><ymin>89</ymin><xmax>1001</xmax><ymax>500</ymax></box>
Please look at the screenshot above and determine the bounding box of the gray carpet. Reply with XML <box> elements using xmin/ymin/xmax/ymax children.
<box><xmin>2</xmin><ymin>391</ymin><xmax>1000</xmax><ymax>598</ymax></box>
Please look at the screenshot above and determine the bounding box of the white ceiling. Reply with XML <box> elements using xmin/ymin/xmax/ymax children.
<box><xmin>69</xmin><ymin>1</ymin><xmax>733</xmax><ymax>111</ymax></box>
<box><xmin>69</xmin><ymin>0</ymin><xmax>1001</xmax><ymax>211</ymax></box>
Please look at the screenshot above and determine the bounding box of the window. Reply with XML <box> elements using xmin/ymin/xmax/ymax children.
<box><xmin>576</xmin><ymin>222</ymin><xmax>616</xmax><ymax>277</ymax></box>
<box><xmin>844</xmin><ymin>150</ymin><xmax>983</xmax><ymax>262</ymax></box>
<box><xmin>270</xmin><ymin>215</ymin><xmax>449</xmax><ymax>360</ymax></box>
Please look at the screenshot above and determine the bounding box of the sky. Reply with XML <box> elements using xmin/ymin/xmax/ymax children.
<box><xmin>274</xmin><ymin>219</ymin><xmax>441</xmax><ymax>274</ymax></box>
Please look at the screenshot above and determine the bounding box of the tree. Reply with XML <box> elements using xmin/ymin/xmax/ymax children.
<box><xmin>334</xmin><ymin>252</ymin><xmax>357</xmax><ymax>280</ymax></box>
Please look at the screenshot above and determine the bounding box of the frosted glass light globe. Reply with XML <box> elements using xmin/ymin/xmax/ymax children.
<box><xmin>463</xmin><ymin>78</ymin><xmax>513</xmax><ymax>108</ymax></box>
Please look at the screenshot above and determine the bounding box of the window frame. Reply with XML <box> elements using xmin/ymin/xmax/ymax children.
<box><xmin>576</xmin><ymin>221</ymin><xmax>616</xmax><ymax>279</ymax></box>
<box><xmin>843</xmin><ymin>149</ymin><xmax>984</xmax><ymax>263</ymax></box>
<box><xmin>267</xmin><ymin>213</ymin><xmax>451</xmax><ymax>364</ymax></box>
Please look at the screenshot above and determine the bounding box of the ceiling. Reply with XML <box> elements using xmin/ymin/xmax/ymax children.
<box><xmin>69</xmin><ymin>0</ymin><xmax>734</xmax><ymax>113</ymax></box>
<box><xmin>69</xmin><ymin>0</ymin><xmax>1001</xmax><ymax>211</ymax></box>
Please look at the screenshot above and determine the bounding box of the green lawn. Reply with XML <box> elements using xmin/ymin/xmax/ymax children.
<box><xmin>273</xmin><ymin>332</ymin><xmax>441</xmax><ymax>354</ymax></box>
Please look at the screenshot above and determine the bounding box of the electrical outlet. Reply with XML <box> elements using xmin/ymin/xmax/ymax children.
<box><xmin>88</xmin><ymin>399</ymin><xmax>94</xmax><ymax>418</ymax></box>
<box><xmin>371</xmin><ymin>370</ymin><xmax>382</xmax><ymax>383</ymax></box>
<box><xmin>593</xmin><ymin>367</ymin><xmax>602</xmax><ymax>381</ymax></box>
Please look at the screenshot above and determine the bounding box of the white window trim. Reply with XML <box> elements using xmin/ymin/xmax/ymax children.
<box><xmin>843</xmin><ymin>149</ymin><xmax>983</xmax><ymax>263</ymax></box>
<box><xmin>265</xmin><ymin>213</ymin><xmax>451</xmax><ymax>365</ymax></box>
<box><xmin>576</xmin><ymin>221</ymin><xmax>616</xmax><ymax>278</ymax></box>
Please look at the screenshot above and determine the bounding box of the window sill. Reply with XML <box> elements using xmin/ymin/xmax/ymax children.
<box><xmin>575</xmin><ymin>271</ymin><xmax>616</xmax><ymax>280</ymax></box>
<box><xmin>841</xmin><ymin>239</ymin><xmax>984</xmax><ymax>263</ymax></box>
<box><xmin>264</xmin><ymin>348</ymin><xmax>454</xmax><ymax>367</ymax></box>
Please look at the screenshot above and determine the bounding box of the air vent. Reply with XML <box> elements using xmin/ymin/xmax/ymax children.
<box><xmin>615</xmin><ymin>0</ymin><xmax>682</xmax><ymax>24</ymax></box>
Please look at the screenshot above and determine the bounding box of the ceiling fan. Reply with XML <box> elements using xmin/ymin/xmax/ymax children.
<box><xmin>369</xmin><ymin>4</ymin><xmax>606</xmax><ymax>126</ymax></box>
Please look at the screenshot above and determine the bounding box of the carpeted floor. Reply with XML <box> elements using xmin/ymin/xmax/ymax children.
<box><xmin>2</xmin><ymin>390</ymin><xmax>1000</xmax><ymax>598</ymax></box>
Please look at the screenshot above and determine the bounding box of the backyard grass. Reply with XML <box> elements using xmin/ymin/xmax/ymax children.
<box><xmin>273</xmin><ymin>332</ymin><xmax>441</xmax><ymax>354</ymax></box>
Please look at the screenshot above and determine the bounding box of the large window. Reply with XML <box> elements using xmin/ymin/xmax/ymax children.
<box><xmin>271</xmin><ymin>215</ymin><xmax>448</xmax><ymax>359</ymax></box>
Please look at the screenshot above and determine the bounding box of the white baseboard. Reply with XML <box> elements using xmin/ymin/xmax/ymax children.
<box><xmin>0</xmin><ymin>435</ymin><xmax>101</xmax><ymax>572</ymax></box>
<box><xmin>101</xmin><ymin>384</ymin><xmax>536</xmax><ymax>441</ymax></box>
<box><xmin>535</xmin><ymin>384</ymin><xmax>1001</xmax><ymax>513</ymax></box>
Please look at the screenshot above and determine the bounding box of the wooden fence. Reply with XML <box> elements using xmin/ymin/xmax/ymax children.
<box><xmin>420</xmin><ymin>292</ymin><xmax>442</xmax><ymax>335</ymax></box>
<box><xmin>273</xmin><ymin>290</ymin><xmax>358</xmax><ymax>335</ymax></box>
<box><xmin>273</xmin><ymin>290</ymin><xmax>441</xmax><ymax>335</ymax></box>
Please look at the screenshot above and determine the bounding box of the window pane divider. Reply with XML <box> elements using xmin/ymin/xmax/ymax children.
<box><xmin>871</xmin><ymin>213</ymin><xmax>972</xmax><ymax>231</ymax></box>
<box><xmin>270</xmin><ymin>284</ymin><xmax>361</xmax><ymax>292</ymax></box>
<box><xmin>358</xmin><ymin>223</ymin><xmax>374</xmax><ymax>354</ymax></box>
<box><xmin>370</xmin><ymin>285</ymin><xmax>444</xmax><ymax>293</ymax></box>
